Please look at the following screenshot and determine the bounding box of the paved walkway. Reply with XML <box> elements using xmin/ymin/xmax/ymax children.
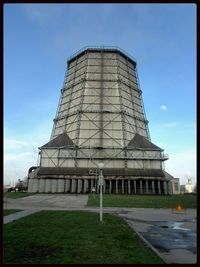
<box><xmin>4</xmin><ymin>209</ymin><xmax>40</xmax><ymax>224</ymax></box>
<box><xmin>4</xmin><ymin>194</ymin><xmax>197</xmax><ymax>264</ymax></box>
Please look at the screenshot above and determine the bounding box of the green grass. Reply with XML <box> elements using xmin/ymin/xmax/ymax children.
<box><xmin>4</xmin><ymin>211</ymin><xmax>164</xmax><ymax>264</ymax></box>
<box><xmin>87</xmin><ymin>194</ymin><xmax>197</xmax><ymax>208</ymax></box>
<box><xmin>4</xmin><ymin>209</ymin><xmax>22</xmax><ymax>216</ymax></box>
<box><xmin>4</xmin><ymin>192</ymin><xmax>36</xmax><ymax>199</ymax></box>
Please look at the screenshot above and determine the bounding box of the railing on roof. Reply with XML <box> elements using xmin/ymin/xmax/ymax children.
<box><xmin>67</xmin><ymin>46</ymin><xmax>137</xmax><ymax>64</ymax></box>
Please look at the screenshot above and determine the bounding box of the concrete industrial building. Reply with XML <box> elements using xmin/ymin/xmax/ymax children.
<box><xmin>28</xmin><ymin>46</ymin><xmax>179</xmax><ymax>194</ymax></box>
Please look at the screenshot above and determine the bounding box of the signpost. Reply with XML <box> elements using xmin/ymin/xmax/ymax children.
<box><xmin>98</xmin><ymin>163</ymin><xmax>104</xmax><ymax>222</ymax></box>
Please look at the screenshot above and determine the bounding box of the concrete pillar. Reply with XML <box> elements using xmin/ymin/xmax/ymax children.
<box><xmin>77</xmin><ymin>179</ymin><xmax>82</xmax><ymax>193</ymax></box>
<box><xmin>71</xmin><ymin>179</ymin><xmax>77</xmax><ymax>193</ymax></box>
<box><xmin>27</xmin><ymin>179</ymin><xmax>34</xmax><ymax>192</ymax></box>
<box><xmin>84</xmin><ymin>179</ymin><xmax>89</xmax><ymax>193</ymax></box>
<box><xmin>158</xmin><ymin>180</ymin><xmax>161</xmax><ymax>195</ymax></box>
<box><xmin>168</xmin><ymin>181</ymin><xmax>171</xmax><ymax>195</ymax></box>
<box><xmin>168</xmin><ymin>181</ymin><xmax>173</xmax><ymax>195</ymax></box>
<box><xmin>122</xmin><ymin>179</ymin><xmax>124</xmax><ymax>194</ymax></box>
<box><xmin>32</xmin><ymin>179</ymin><xmax>39</xmax><ymax>193</ymax></box>
<box><xmin>65</xmin><ymin>179</ymin><xmax>70</xmax><ymax>192</ymax></box>
<box><xmin>128</xmin><ymin>180</ymin><xmax>130</xmax><ymax>194</ymax></box>
<box><xmin>163</xmin><ymin>181</ymin><xmax>167</xmax><ymax>195</ymax></box>
<box><xmin>152</xmin><ymin>180</ymin><xmax>155</xmax><ymax>194</ymax></box>
<box><xmin>51</xmin><ymin>179</ymin><xmax>58</xmax><ymax>193</ymax></box>
<box><xmin>39</xmin><ymin>179</ymin><xmax>45</xmax><ymax>193</ymax></box>
<box><xmin>109</xmin><ymin>180</ymin><xmax>112</xmax><ymax>194</ymax></box>
<box><xmin>140</xmin><ymin>180</ymin><xmax>143</xmax><ymax>194</ymax></box>
<box><xmin>58</xmin><ymin>179</ymin><xmax>64</xmax><ymax>193</ymax></box>
<box><xmin>134</xmin><ymin>180</ymin><xmax>136</xmax><ymax>194</ymax></box>
<box><xmin>45</xmin><ymin>179</ymin><xmax>51</xmax><ymax>193</ymax></box>
<box><xmin>116</xmin><ymin>180</ymin><xmax>118</xmax><ymax>194</ymax></box>
<box><xmin>146</xmin><ymin>180</ymin><xmax>149</xmax><ymax>194</ymax></box>
<box><xmin>91</xmin><ymin>179</ymin><xmax>94</xmax><ymax>193</ymax></box>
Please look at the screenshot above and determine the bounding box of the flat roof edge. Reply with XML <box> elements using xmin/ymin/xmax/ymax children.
<box><xmin>67</xmin><ymin>46</ymin><xmax>137</xmax><ymax>66</ymax></box>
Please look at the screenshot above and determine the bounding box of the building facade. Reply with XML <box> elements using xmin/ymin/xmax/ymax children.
<box><xmin>28</xmin><ymin>47</ymin><xmax>178</xmax><ymax>194</ymax></box>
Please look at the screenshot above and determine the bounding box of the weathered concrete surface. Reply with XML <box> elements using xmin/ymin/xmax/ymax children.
<box><xmin>3</xmin><ymin>194</ymin><xmax>197</xmax><ymax>264</ymax></box>
<box><xmin>4</xmin><ymin>194</ymin><xmax>88</xmax><ymax>209</ymax></box>
<box><xmin>4</xmin><ymin>209</ymin><xmax>40</xmax><ymax>224</ymax></box>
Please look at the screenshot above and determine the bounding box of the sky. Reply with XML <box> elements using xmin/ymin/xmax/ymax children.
<box><xmin>4</xmin><ymin>3</ymin><xmax>196</xmax><ymax>186</ymax></box>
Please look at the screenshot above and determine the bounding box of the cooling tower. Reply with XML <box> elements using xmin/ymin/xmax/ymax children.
<box><xmin>28</xmin><ymin>46</ymin><xmax>175</xmax><ymax>194</ymax></box>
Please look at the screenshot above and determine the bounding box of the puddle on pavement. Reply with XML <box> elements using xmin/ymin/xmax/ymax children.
<box><xmin>142</xmin><ymin>220</ymin><xmax>196</xmax><ymax>253</ymax></box>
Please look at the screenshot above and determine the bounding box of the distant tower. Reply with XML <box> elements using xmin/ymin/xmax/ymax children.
<box><xmin>28</xmin><ymin>46</ymin><xmax>174</xmax><ymax>194</ymax></box>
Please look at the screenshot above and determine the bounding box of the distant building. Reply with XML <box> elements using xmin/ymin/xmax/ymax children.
<box><xmin>164</xmin><ymin>171</ymin><xmax>180</xmax><ymax>194</ymax></box>
<box><xmin>185</xmin><ymin>179</ymin><xmax>194</xmax><ymax>193</ymax></box>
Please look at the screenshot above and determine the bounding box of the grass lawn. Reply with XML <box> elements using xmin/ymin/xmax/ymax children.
<box><xmin>87</xmin><ymin>194</ymin><xmax>197</xmax><ymax>208</ymax></box>
<box><xmin>4</xmin><ymin>192</ymin><xmax>36</xmax><ymax>199</ymax></box>
<box><xmin>4</xmin><ymin>211</ymin><xmax>164</xmax><ymax>264</ymax></box>
<box><xmin>4</xmin><ymin>209</ymin><xmax>22</xmax><ymax>216</ymax></box>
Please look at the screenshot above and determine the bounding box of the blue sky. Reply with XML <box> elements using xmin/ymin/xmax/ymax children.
<box><xmin>4</xmin><ymin>3</ymin><xmax>196</xmax><ymax>186</ymax></box>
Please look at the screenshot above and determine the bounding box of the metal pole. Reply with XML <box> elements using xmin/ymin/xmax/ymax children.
<box><xmin>100</xmin><ymin>169</ymin><xmax>103</xmax><ymax>222</ymax></box>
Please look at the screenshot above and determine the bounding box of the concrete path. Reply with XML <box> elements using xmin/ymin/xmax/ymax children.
<box><xmin>4</xmin><ymin>194</ymin><xmax>88</xmax><ymax>209</ymax></box>
<box><xmin>4</xmin><ymin>194</ymin><xmax>197</xmax><ymax>264</ymax></box>
<box><xmin>4</xmin><ymin>209</ymin><xmax>40</xmax><ymax>224</ymax></box>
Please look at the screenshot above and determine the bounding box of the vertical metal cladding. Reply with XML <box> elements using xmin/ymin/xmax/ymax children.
<box><xmin>28</xmin><ymin>47</ymin><xmax>176</xmax><ymax>194</ymax></box>
<box><xmin>52</xmin><ymin>48</ymin><xmax>148</xmax><ymax>147</ymax></box>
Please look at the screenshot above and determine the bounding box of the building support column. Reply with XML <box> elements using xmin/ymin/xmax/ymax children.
<box><xmin>163</xmin><ymin>181</ymin><xmax>167</xmax><ymax>195</ymax></box>
<box><xmin>134</xmin><ymin>180</ymin><xmax>136</xmax><ymax>194</ymax></box>
<box><xmin>140</xmin><ymin>180</ymin><xmax>143</xmax><ymax>194</ymax></box>
<box><xmin>28</xmin><ymin>179</ymin><xmax>34</xmax><ymax>192</ymax></box>
<box><xmin>39</xmin><ymin>179</ymin><xmax>45</xmax><ymax>193</ymax></box>
<box><xmin>109</xmin><ymin>180</ymin><xmax>112</xmax><ymax>194</ymax></box>
<box><xmin>167</xmin><ymin>181</ymin><xmax>171</xmax><ymax>195</ymax></box>
<box><xmin>128</xmin><ymin>180</ymin><xmax>130</xmax><ymax>194</ymax></box>
<box><xmin>146</xmin><ymin>180</ymin><xmax>149</xmax><ymax>194</ymax></box>
<box><xmin>84</xmin><ymin>179</ymin><xmax>88</xmax><ymax>193</ymax></box>
<box><xmin>45</xmin><ymin>179</ymin><xmax>52</xmax><ymax>193</ymax></box>
<box><xmin>122</xmin><ymin>179</ymin><xmax>124</xmax><ymax>194</ymax></box>
<box><xmin>158</xmin><ymin>180</ymin><xmax>161</xmax><ymax>195</ymax></box>
<box><xmin>51</xmin><ymin>179</ymin><xmax>57</xmax><ymax>193</ymax></box>
<box><xmin>91</xmin><ymin>179</ymin><xmax>94</xmax><ymax>193</ymax></box>
<box><xmin>32</xmin><ymin>179</ymin><xmax>39</xmax><ymax>193</ymax></box>
<box><xmin>58</xmin><ymin>179</ymin><xmax>64</xmax><ymax>193</ymax></box>
<box><xmin>65</xmin><ymin>179</ymin><xmax>70</xmax><ymax>192</ymax></box>
<box><xmin>77</xmin><ymin>179</ymin><xmax>82</xmax><ymax>193</ymax></box>
<box><xmin>71</xmin><ymin>179</ymin><xmax>76</xmax><ymax>193</ymax></box>
<box><xmin>152</xmin><ymin>180</ymin><xmax>155</xmax><ymax>194</ymax></box>
<box><xmin>116</xmin><ymin>180</ymin><xmax>118</xmax><ymax>194</ymax></box>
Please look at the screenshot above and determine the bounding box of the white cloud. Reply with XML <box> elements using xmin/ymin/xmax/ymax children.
<box><xmin>3</xmin><ymin>137</ymin><xmax>40</xmax><ymax>185</ymax></box>
<box><xmin>4</xmin><ymin>152</ymin><xmax>38</xmax><ymax>186</ymax></box>
<box><xmin>4</xmin><ymin>121</ymin><xmax>52</xmax><ymax>185</ymax></box>
<box><xmin>4</xmin><ymin>139</ymin><xmax>30</xmax><ymax>150</ymax></box>
<box><xmin>4</xmin><ymin>152</ymin><xmax>36</xmax><ymax>162</ymax></box>
<box><xmin>160</xmin><ymin>105</ymin><xmax>168</xmax><ymax>111</ymax></box>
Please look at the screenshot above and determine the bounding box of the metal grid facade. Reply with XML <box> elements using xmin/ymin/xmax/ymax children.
<box><xmin>28</xmin><ymin>47</ymin><xmax>173</xmax><ymax>194</ymax></box>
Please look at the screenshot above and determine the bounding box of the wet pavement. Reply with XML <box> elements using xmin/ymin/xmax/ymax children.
<box><xmin>118</xmin><ymin>212</ymin><xmax>197</xmax><ymax>264</ymax></box>
<box><xmin>142</xmin><ymin>220</ymin><xmax>196</xmax><ymax>254</ymax></box>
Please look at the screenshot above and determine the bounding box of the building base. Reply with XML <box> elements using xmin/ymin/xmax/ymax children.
<box><xmin>28</xmin><ymin>177</ymin><xmax>172</xmax><ymax>195</ymax></box>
